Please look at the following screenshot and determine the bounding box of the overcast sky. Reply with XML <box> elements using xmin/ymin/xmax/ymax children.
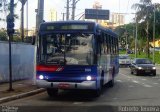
<box><xmin>0</xmin><ymin>0</ymin><xmax>160</xmax><ymax>29</ymax></box>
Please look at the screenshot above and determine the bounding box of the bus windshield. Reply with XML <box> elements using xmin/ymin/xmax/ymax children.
<box><xmin>40</xmin><ymin>33</ymin><xmax>94</xmax><ymax>65</ymax></box>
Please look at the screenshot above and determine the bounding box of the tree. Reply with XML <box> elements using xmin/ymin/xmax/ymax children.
<box><xmin>149</xmin><ymin>8</ymin><xmax>160</xmax><ymax>39</ymax></box>
<box><xmin>114</xmin><ymin>23</ymin><xmax>135</xmax><ymax>50</ymax></box>
<box><xmin>0</xmin><ymin>29</ymin><xmax>8</xmax><ymax>41</ymax></box>
<box><xmin>132</xmin><ymin>0</ymin><xmax>160</xmax><ymax>58</ymax></box>
<box><xmin>0</xmin><ymin>0</ymin><xmax>18</xmax><ymax>21</ymax></box>
<box><xmin>0</xmin><ymin>0</ymin><xmax>9</xmax><ymax>19</ymax></box>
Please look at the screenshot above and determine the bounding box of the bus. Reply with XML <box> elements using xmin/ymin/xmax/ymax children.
<box><xmin>36</xmin><ymin>21</ymin><xmax>119</xmax><ymax>97</ymax></box>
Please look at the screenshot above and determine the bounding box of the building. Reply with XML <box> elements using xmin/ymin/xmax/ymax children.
<box><xmin>150</xmin><ymin>39</ymin><xmax>160</xmax><ymax>47</ymax></box>
<box><xmin>28</xmin><ymin>27</ymin><xmax>36</xmax><ymax>36</ymax></box>
<box><xmin>93</xmin><ymin>0</ymin><xmax>102</xmax><ymax>9</ymax></box>
<box><xmin>83</xmin><ymin>1</ymin><xmax>125</xmax><ymax>29</ymax></box>
<box><xmin>48</xmin><ymin>9</ymin><xmax>57</xmax><ymax>21</ymax></box>
<box><xmin>92</xmin><ymin>0</ymin><xmax>103</xmax><ymax>25</ymax></box>
<box><xmin>111</xmin><ymin>13</ymin><xmax>125</xmax><ymax>27</ymax></box>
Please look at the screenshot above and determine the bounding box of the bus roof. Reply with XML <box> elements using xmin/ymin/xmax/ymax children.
<box><xmin>40</xmin><ymin>20</ymin><xmax>96</xmax><ymax>25</ymax></box>
<box><xmin>39</xmin><ymin>20</ymin><xmax>117</xmax><ymax>38</ymax></box>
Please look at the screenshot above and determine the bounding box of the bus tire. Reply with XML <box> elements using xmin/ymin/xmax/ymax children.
<box><xmin>100</xmin><ymin>71</ymin><xmax>104</xmax><ymax>88</ymax></box>
<box><xmin>131</xmin><ymin>70</ymin><xmax>133</xmax><ymax>74</ymax></box>
<box><xmin>108</xmin><ymin>68</ymin><xmax>115</xmax><ymax>87</ymax></box>
<box><xmin>135</xmin><ymin>70</ymin><xmax>139</xmax><ymax>76</ymax></box>
<box><xmin>47</xmin><ymin>88</ymin><xmax>58</xmax><ymax>97</ymax></box>
<box><xmin>153</xmin><ymin>72</ymin><xmax>156</xmax><ymax>76</ymax></box>
<box><xmin>92</xmin><ymin>89</ymin><xmax>101</xmax><ymax>97</ymax></box>
<box><xmin>108</xmin><ymin>78</ymin><xmax>114</xmax><ymax>87</ymax></box>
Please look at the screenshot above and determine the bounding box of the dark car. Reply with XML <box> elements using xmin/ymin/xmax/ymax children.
<box><xmin>130</xmin><ymin>58</ymin><xmax>156</xmax><ymax>76</ymax></box>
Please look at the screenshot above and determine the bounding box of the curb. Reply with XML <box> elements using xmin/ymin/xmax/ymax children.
<box><xmin>0</xmin><ymin>88</ymin><xmax>45</xmax><ymax>104</ymax></box>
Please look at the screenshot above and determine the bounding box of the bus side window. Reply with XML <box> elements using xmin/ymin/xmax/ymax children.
<box><xmin>110</xmin><ymin>36</ymin><xmax>113</xmax><ymax>54</ymax></box>
<box><xmin>101</xmin><ymin>33</ymin><xmax>107</xmax><ymax>54</ymax></box>
<box><xmin>108</xmin><ymin>35</ymin><xmax>111</xmax><ymax>54</ymax></box>
<box><xmin>112</xmin><ymin>37</ymin><xmax>115</xmax><ymax>54</ymax></box>
<box><xmin>106</xmin><ymin>34</ymin><xmax>109</xmax><ymax>54</ymax></box>
<box><xmin>98</xmin><ymin>36</ymin><xmax>101</xmax><ymax>55</ymax></box>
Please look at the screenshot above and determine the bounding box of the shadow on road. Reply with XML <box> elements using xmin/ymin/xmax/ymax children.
<box><xmin>41</xmin><ymin>85</ymin><xmax>112</xmax><ymax>102</ymax></box>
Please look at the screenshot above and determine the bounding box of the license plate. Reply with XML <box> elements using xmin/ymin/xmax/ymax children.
<box><xmin>145</xmin><ymin>70</ymin><xmax>150</xmax><ymax>72</ymax></box>
<box><xmin>58</xmin><ymin>83</ymin><xmax>70</xmax><ymax>89</ymax></box>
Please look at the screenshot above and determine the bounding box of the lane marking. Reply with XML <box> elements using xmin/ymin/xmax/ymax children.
<box><xmin>116</xmin><ymin>80</ymin><xmax>122</xmax><ymax>82</ymax></box>
<box><xmin>120</xmin><ymin>73</ymin><xmax>132</xmax><ymax>79</ymax></box>
<box><xmin>152</xmin><ymin>77</ymin><xmax>159</xmax><ymax>79</ymax></box>
<box><xmin>113</xmin><ymin>98</ymin><xmax>119</xmax><ymax>100</ymax></box>
<box><xmin>131</xmin><ymin>79</ymin><xmax>152</xmax><ymax>88</ymax></box>
<box><xmin>119</xmin><ymin>73</ymin><xmax>155</xmax><ymax>88</ymax></box>
<box><xmin>143</xmin><ymin>84</ymin><xmax>152</xmax><ymax>88</ymax></box>
<box><xmin>129</xmin><ymin>85</ymin><xmax>134</xmax><ymax>88</ymax></box>
<box><xmin>153</xmin><ymin>83</ymin><xmax>159</xmax><ymax>85</ymax></box>
<box><xmin>132</xmin><ymin>80</ymin><xmax>139</xmax><ymax>84</ymax></box>
<box><xmin>73</xmin><ymin>102</ymin><xmax>83</xmax><ymax>105</ymax></box>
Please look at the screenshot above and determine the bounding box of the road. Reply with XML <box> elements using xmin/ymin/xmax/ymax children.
<box><xmin>1</xmin><ymin>67</ymin><xmax>160</xmax><ymax>112</ymax></box>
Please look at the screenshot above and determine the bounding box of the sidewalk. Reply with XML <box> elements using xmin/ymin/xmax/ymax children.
<box><xmin>0</xmin><ymin>79</ymin><xmax>45</xmax><ymax>104</ymax></box>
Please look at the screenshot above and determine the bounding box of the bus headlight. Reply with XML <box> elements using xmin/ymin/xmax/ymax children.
<box><xmin>39</xmin><ymin>75</ymin><xmax>44</xmax><ymax>80</ymax></box>
<box><xmin>152</xmin><ymin>67</ymin><xmax>156</xmax><ymax>70</ymax></box>
<box><xmin>138</xmin><ymin>67</ymin><xmax>142</xmax><ymax>70</ymax></box>
<box><xmin>86</xmin><ymin>76</ymin><xmax>92</xmax><ymax>81</ymax></box>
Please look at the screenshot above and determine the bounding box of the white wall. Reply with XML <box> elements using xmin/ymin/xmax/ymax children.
<box><xmin>0</xmin><ymin>41</ymin><xmax>36</xmax><ymax>83</ymax></box>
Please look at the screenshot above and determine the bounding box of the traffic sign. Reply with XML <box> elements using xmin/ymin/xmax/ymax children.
<box><xmin>6</xmin><ymin>14</ymin><xmax>15</xmax><ymax>35</ymax></box>
<box><xmin>85</xmin><ymin>9</ymin><xmax>110</xmax><ymax>20</ymax></box>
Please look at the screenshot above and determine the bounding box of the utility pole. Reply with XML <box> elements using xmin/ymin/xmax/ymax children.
<box><xmin>71</xmin><ymin>0</ymin><xmax>79</xmax><ymax>20</ymax></box>
<box><xmin>62</xmin><ymin>13</ymin><xmax>65</xmax><ymax>21</ymax></box>
<box><xmin>66</xmin><ymin>0</ymin><xmax>70</xmax><ymax>20</ymax></box>
<box><xmin>125</xmin><ymin>31</ymin><xmax>128</xmax><ymax>54</ymax></box>
<box><xmin>135</xmin><ymin>14</ymin><xmax>138</xmax><ymax>58</ymax></box>
<box><xmin>50</xmin><ymin>11</ymin><xmax>53</xmax><ymax>21</ymax></box>
<box><xmin>71</xmin><ymin>0</ymin><xmax>75</xmax><ymax>20</ymax></box>
<box><xmin>36</xmin><ymin>0</ymin><xmax>44</xmax><ymax>31</ymax></box>
<box><xmin>146</xmin><ymin>6</ymin><xmax>150</xmax><ymax>58</ymax></box>
<box><xmin>153</xmin><ymin>3</ymin><xmax>156</xmax><ymax>63</ymax></box>
<box><xmin>20</xmin><ymin>0</ymin><xmax>27</xmax><ymax>42</ymax></box>
<box><xmin>146</xmin><ymin>21</ymin><xmax>149</xmax><ymax>58</ymax></box>
<box><xmin>7</xmin><ymin>0</ymin><xmax>15</xmax><ymax>91</ymax></box>
<box><xmin>20</xmin><ymin>0</ymin><xmax>24</xmax><ymax>42</ymax></box>
<box><xmin>26</xmin><ymin>0</ymin><xmax>28</xmax><ymax>36</ymax></box>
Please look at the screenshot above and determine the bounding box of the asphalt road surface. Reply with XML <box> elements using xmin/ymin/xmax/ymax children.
<box><xmin>1</xmin><ymin>67</ymin><xmax>160</xmax><ymax>112</ymax></box>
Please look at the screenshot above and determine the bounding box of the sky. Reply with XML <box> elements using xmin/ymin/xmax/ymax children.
<box><xmin>0</xmin><ymin>0</ymin><xmax>160</xmax><ymax>29</ymax></box>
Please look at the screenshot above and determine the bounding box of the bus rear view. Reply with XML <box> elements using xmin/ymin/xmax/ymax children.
<box><xmin>36</xmin><ymin>21</ymin><xmax>119</xmax><ymax>97</ymax></box>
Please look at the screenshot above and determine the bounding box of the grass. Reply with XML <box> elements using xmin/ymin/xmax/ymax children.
<box><xmin>119</xmin><ymin>50</ymin><xmax>160</xmax><ymax>64</ymax></box>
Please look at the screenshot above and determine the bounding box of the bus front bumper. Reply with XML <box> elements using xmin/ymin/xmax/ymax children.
<box><xmin>36</xmin><ymin>80</ymin><xmax>97</xmax><ymax>90</ymax></box>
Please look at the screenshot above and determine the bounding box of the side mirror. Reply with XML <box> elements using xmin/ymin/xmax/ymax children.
<box><xmin>132</xmin><ymin>63</ymin><xmax>136</xmax><ymax>66</ymax></box>
<box><xmin>32</xmin><ymin>36</ymin><xmax>36</xmax><ymax>45</ymax></box>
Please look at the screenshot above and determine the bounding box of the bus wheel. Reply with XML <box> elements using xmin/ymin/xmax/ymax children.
<box><xmin>108</xmin><ymin>78</ymin><xmax>114</xmax><ymax>87</ymax></box>
<box><xmin>153</xmin><ymin>72</ymin><xmax>156</xmax><ymax>76</ymax></box>
<box><xmin>92</xmin><ymin>89</ymin><xmax>101</xmax><ymax>97</ymax></box>
<box><xmin>131</xmin><ymin>70</ymin><xmax>133</xmax><ymax>74</ymax></box>
<box><xmin>47</xmin><ymin>88</ymin><xmax>58</xmax><ymax>97</ymax></box>
<box><xmin>108</xmin><ymin>69</ymin><xmax>115</xmax><ymax>87</ymax></box>
<box><xmin>100</xmin><ymin>72</ymin><xmax>104</xmax><ymax>88</ymax></box>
